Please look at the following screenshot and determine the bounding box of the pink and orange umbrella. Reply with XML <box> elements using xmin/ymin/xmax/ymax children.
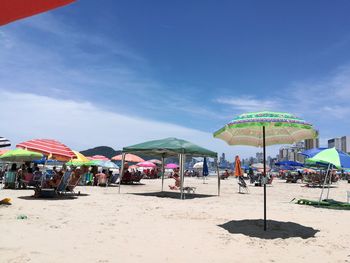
<box><xmin>16</xmin><ymin>138</ymin><xmax>75</xmax><ymax>162</ymax></box>
<box><xmin>112</xmin><ymin>154</ymin><xmax>144</xmax><ymax>163</ymax></box>
<box><xmin>87</xmin><ymin>155</ymin><xmax>110</xmax><ymax>161</ymax></box>
<box><xmin>136</xmin><ymin>161</ymin><xmax>156</xmax><ymax>168</ymax></box>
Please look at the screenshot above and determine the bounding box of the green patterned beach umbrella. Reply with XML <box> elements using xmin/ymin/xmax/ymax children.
<box><xmin>213</xmin><ymin>111</ymin><xmax>317</xmax><ymax>147</ymax></box>
<box><xmin>213</xmin><ymin>111</ymin><xmax>317</xmax><ymax>231</ymax></box>
<box><xmin>0</xmin><ymin>148</ymin><xmax>43</xmax><ymax>162</ymax></box>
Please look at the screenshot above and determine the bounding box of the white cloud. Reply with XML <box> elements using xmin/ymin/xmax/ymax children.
<box><xmin>0</xmin><ymin>91</ymin><xmax>274</xmax><ymax>159</ymax></box>
<box><xmin>216</xmin><ymin>96</ymin><xmax>281</xmax><ymax>112</ymax></box>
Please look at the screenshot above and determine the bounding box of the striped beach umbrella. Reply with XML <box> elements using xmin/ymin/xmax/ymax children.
<box><xmin>136</xmin><ymin>161</ymin><xmax>156</xmax><ymax>168</ymax></box>
<box><xmin>0</xmin><ymin>137</ymin><xmax>11</xmax><ymax>148</ymax></box>
<box><xmin>214</xmin><ymin>111</ymin><xmax>317</xmax><ymax>231</ymax></box>
<box><xmin>0</xmin><ymin>0</ymin><xmax>76</xmax><ymax>26</ymax></box>
<box><xmin>88</xmin><ymin>155</ymin><xmax>110</xmax><ymax>161</ymax></box>
<box><xmin>112</xmin><ymin>154</ymin><xmax>144</xmax><ymax>163</ymax></box>
<box><xmin>16</xmin><ymin>139</ymin><xmax>75</xmax><ymax>161</ymax></box>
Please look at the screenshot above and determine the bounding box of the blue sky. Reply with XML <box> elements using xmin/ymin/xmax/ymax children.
<box><xmin>1</xmin><ymin>0</ymin><xmax>350</xmax><ymax>158</ymax></box>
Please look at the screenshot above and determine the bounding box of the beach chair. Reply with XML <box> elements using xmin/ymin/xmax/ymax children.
<box><xmin>238</xmin><ymin>176</ymin><xmax>249</xmax><ymax>193</ymax></box>
<box><xmin>4</xmin><ymin>171</ymin><xmax>16</xmax><ymax>189</ymax></box>
<box><xmin>56</xmin><ymin>171</ymin><xmax>73</xmax><ymax>194</ymax></box>
<box><xmin>34</xmin><ymin>171</ymin><xmax>72</xmax><ymax>198</ymax></box>
<box><xmin>66</xmin><ymin>173</ymin><xmax>82</xmax><ymax>195</ymax></box>
<box><xmin>83</xmin><ymin>172</ymin><xmax>94</xmax><ymax>185</ymax></box>
<box><xmin>20</xmin><ymin>173</ymin><xmax>37</xmax><ymax>188</ymax></box>
<box><xmin>108</xmin><ymin>174</ymin><xmax>119</xmax><ymax>185</ymax></box>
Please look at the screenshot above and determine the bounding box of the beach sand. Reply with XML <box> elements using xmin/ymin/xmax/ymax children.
<box><xmin>1</xmin><ymin>177</ymin><xmax>349</xmax><ymax>263</ymax></box>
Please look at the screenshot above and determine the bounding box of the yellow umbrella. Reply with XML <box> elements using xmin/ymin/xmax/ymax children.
<box><xmin>66</xmin><ymin>151</ymin><xmax>91</xmax><ymax>166</ymax></box>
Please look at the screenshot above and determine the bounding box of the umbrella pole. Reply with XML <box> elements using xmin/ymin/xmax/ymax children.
<box><xmin>161</xmin><ymin>155</ymin><xmax>165</xmax><ymax>192</ymax></box>
<box><xmin>179</xmin><ymin>154</ymin><xmax>183</xmax><ymax>199</ymax></box>
<box><xmin>263</xmin><ymin>126</ymin><xmax>267</xmax><ymax>231</ymax></box>
<box><xmin>319</xmin><ymin>163</ymin><xmax>331</xmax><ymax>202</ymax></box>
<box><xmin>216</xmin><ymin>158</ymin><xmax>220</xmax><ymax>196</ymax></box>
<box><xmin>118</xmin><ymin>153</ymin><xmax>126</xmax><ymax>194</ymax></box>
<box><xmin>326</xmin><ymin>165</ymin><xmax>333</xmax><ymax>199</ymax></box>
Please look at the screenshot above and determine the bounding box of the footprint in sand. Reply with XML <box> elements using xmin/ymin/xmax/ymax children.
<box><xmin>8</xmin><ymin>254</ymin><xmax>31</xmax><ymax>263</ymax></box>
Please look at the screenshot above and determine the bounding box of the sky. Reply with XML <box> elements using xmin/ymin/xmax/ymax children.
<box><xmin>1</xmin><ymin>0</ymin><xmax>350</xmax><ymax>159</ymax></box>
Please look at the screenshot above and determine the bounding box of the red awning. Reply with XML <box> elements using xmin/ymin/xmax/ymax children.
<box><xmin>0</xmin><ymin>0</ymin><xmax>76</xmax><ymax>26</ymax></box>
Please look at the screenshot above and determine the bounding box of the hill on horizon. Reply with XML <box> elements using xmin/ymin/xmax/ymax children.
<box><xmin>80</xmin><ymin>146</ymin><xmax>121</xmax><ymax>159</ymax></box>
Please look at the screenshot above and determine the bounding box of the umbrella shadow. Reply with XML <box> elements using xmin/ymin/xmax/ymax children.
<box><xmin>132</xmin><ymin>191</ymin><xmax>216</xmax><ymax>199</ymax></box>
<box><xmin>17</xmin><ymin>193</ymin><xmax>89</xmax><ymax>201</ymax></box>
<box><xmin>218</xmin><ymin>219</ymin><xmax>319</xmax><ymax>239</ymax></box>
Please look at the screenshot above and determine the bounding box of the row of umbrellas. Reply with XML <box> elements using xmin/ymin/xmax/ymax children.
<box><xmin>0</xmin><ymin>140</ymin><xmax>184</xmax><ymax>170</ymax></box>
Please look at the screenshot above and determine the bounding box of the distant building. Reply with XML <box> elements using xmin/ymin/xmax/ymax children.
<box><xmin>304</xmin><ymin>138</ymin><xmax>319</xmax><ymax>150</ymax></box>
<box><xmin>328</xmin><ymin>137</ymin><xmax>342</xmax><ymax>151</ymax></box>
<box><xmin>256</xmin><ymin>152</ymin><xmax>263</xmax><ymax>163</ymax></box>
<box><xmin>340</xmin><ymin>136</ymin><xmax>350</xmax><ymax>153</ymax></box>
<box><xmin>278</xmin><ymin>142</ymin><xmax>305</xmax><ymax>162</ymax></box>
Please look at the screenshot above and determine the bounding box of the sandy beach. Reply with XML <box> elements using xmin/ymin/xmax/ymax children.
<box><xmin>1</xmin><ymin>178</ymin><xmax>349</xmax><ymax>263</ymax></box>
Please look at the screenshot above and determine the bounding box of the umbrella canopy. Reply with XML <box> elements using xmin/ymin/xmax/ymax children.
<box><xmin>148</xmin><ymin>159</ymin><xmax>162</xmax><ymax>165</ymax></box>
<box><xmin>234</xmin><ymin>156</ymin><xmax>243</xmax><ymax>177</ymax></box>
<box><xmin>279</xmin><ymin>165</ymin><xmax>296</xmax><ymax>171</ymax></box>
<box><xmin>89</xmin><ymin>160</ymin><xmax>119</xmax><ymax>169</ymax></box>
<box><xmin>112</xmin><ymin>153</ymin><xmax>145</xmax><ymax>163</ymax></box>
<box><xmin>136</xmin><ymin>161</ymin><xmax>156</xmax><ymax>168</ymax></box>
<box><xmin>165</xmin><ymin>163</ymin><xmax>179</xmax><ymax>169</ymax></box>
<box><xmin>0</xmin><ymin>137</ymin><xmax>11</xmax><ymax>148</ymax></box>
<box><xmin>32</xmin><ymin>156</ymin><xmax>63</xmax><ymax>165</ymax></box>
<box><xmin>66</xmin><ymin>151</ymin><xmax>91</xmax><ymax>166</ymax></box>
<box><xmin>123</xmin><ymin>137</ymin><xmax>217</xmax><ymax>158</ymax></box>
<box><xmin>16</xmin><ymin>139</ymin><xmax>75</xmax><ymax>161</ymax></box>
<box><xmin>301</xmin><ymin>147</ymin><xmax>328</xmax><ymax>158</ymax></box>
<box><xmin>193</xmin><ymin>162</ymin><xmax>203</xmax><ymax>169</ymax></box>
<box><xmin>0</xmin><ymin>149</ymin><xmax>10</xmax><ymax>156</ymax></box>
<box><xmin>214</xmin><ymin>111</ymin><xmax>316</xmax><ymax>147</ymax></box>
<box><xmin>275</xmin><ymin>160</ymin><xmax>304</xmax><ymax>167</ymax></box>
<box><xmin>213</xmin><ymin>111</ymin><xmax>316</xmax><ymax>231</ymax></box>
<box><xmin>306</xmin><ymin>148</ymin><xmax>350</xmax><ymax>169</ymax></box>
<box><xmin>251</xmin><ymin>163</ymin><xmax>271</xmax><ymax>172</ymax></box>
<box><xmin>0</xmin><ymin>148</ymin><xmax>43</xmax><ymax>162</ymax></box>
<box><xmin>203</xmin><ymin>157</ymin><xmax>209</xmax><ymax>177</ymax></box>
<box><xmin>88</xmin><ymin>155</ymin><xmax>110</xmax><ymax>161</ymax></box>
<box><xmin>0</xmin><ymin>0</ymin><xmax>76</xmax><ymax>26</ymax></box>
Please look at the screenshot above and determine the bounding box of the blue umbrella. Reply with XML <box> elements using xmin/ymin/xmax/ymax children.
<box><xmin>275</xmin><ymin>160</ymin><xmax>304</xmax><ymax>167</ymax></box>
<box><xmin>279</xmin><ymin>165</ymin><xmax>297</xmax><ymax>171</ymax></box>
<box><xmin>33</xmin><ymin>156</ymin><xmax>62</xmax><ymax>165</ymax></box>
<box><xmin>301</xmin><ymin>147</ymin><xmax>328</xmax><ymax>158</ymax></box>
<box><xmin>203</xmin><ymin>157</ymin><xmax>209</xmax><ymax>176</ymax></box>
<box><xmin>202</xmin><ymin>157</ymin><xmax>209</xmax><ymax>184</ymax></box>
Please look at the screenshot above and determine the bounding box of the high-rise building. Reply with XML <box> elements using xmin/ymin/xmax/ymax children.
<box><xmin>255</xmin><ymin>152</ymin><xmax>263</xmax><ymax>162</ymax></box>
<box><xmin>278</xmin><ymin>142</ymin><xmax>305</xmax><ymax>162</ymax></box>
<box><xmin>304</xmin><ymin>138</ymin><xmax>319</xmax><ymax>150</ymax></box>
<box><xmin>340</xmin><ymin>136</ymin><xmax>350</xmax><ymax>153</ymax></box>
<box><xmin>328</xmin><ymin>138</ymin><xmax>342</xmax><ymax>151</ymax></box>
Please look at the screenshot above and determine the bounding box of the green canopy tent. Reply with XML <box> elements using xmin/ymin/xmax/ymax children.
<box><xmin>119</xmin><ymin>137</ymin><xmax>218</xmax><ymax>199</ymax></box>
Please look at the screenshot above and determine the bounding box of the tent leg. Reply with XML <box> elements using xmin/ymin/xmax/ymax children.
<box><xmin>326</xmin><ymin>165</ymin><xmax>333</xmax><ymax>199</ymax></box>
<box><xmin>118</xmin><ymin>153</ymin><xmax>126</xmax><ymax>194</ymax></box>
<box><xmin>161</xmin><ymin>156</ymin><xmax>165</xmax><ymax>192</ymax></box>
<box><xmin>263</xmin><ymin>126</ymin><xmax>267</xmax><ymax>231</ymax></box>
<box><xmin>319</xmin><ymin>164</ymin><xmax>331</xmax><ymax>203</ymax></box>
<box><xmin>216</xmin><ymin>159</ymin><xmax>220</xmax><ymax>196</ymax></box>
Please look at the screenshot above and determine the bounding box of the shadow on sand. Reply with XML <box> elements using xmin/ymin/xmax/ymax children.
<box><xmin>17</xmin><ymin>193</ymin><xmax>89</xmax><ymax>201</ymax></box>
<box><xmin>132</xmin><ymin>191</ymin><xmax>216</xmax><ymax>199</ymax></box>
<box><xmin>218</xmin><ymin>219</ymin><xmax>319</xmax><ymax>239</ymax></box>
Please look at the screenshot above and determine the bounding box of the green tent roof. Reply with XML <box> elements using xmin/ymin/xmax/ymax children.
<box><xmin>123</xmin><ymin>137</ymin><xmax>217</xmax><ymax>158</ymax></box>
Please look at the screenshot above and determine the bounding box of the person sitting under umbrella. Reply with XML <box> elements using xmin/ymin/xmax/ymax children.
<box><xmin>168</xmin><ymin>169</ymin><xmax>180</xmax><ymax>190</ymax></box>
